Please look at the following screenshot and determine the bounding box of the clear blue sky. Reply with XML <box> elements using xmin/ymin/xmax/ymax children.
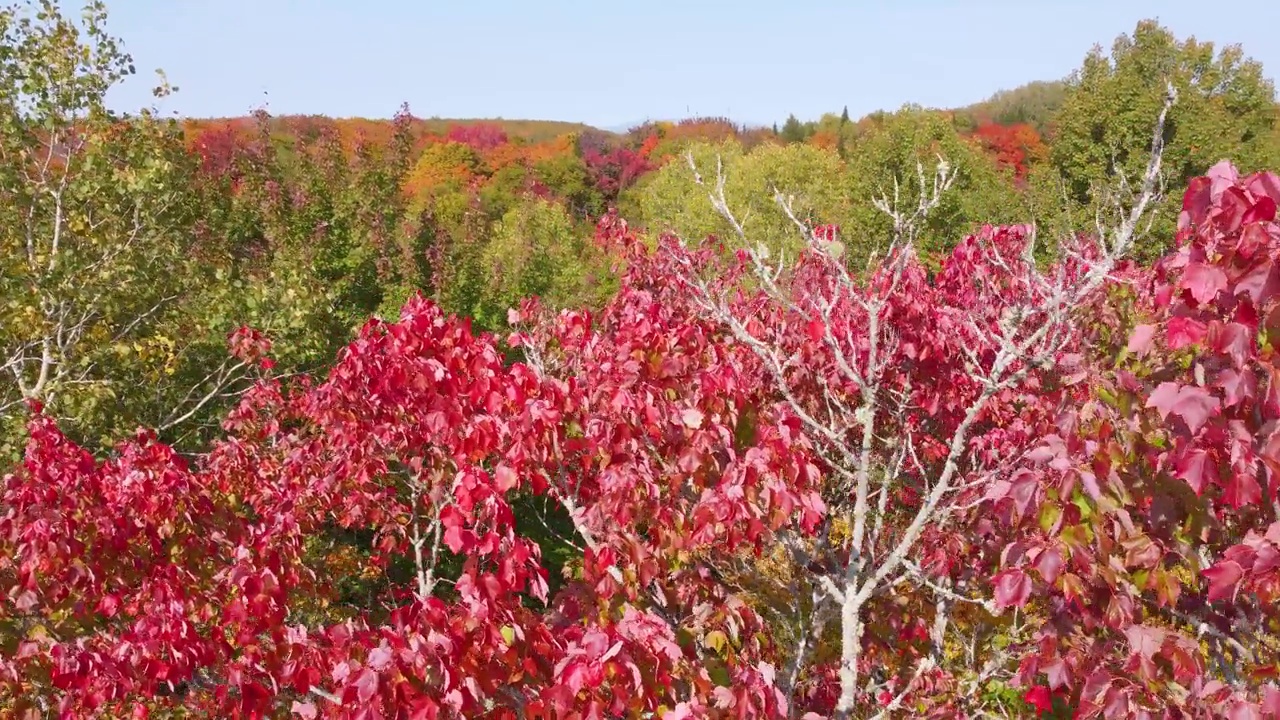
<box><xmin>101</xmin><ymin>0</ymin><xmax>1280</xmax><ymax>129</ymax></box>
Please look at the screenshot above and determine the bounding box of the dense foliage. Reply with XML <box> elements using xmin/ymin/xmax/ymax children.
<box><xmin>4</xmin><ymin>1</ymin><xmax>1280</xmax><ymax>718</ymax></box>
<box><xmin>6</xmin><ymin>146</ymin><xmax>1280</xmax><ymax>719</ymax></box>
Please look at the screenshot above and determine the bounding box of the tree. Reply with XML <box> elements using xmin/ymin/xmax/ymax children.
<box><xmin>577</xmin><ymin>130</ymin><xmax>654</xmax><ymax>204</ymax></box>
<box><xmin>954</xmin><ymin>80</ymin><xmax>1068</xmax><ymax>134</ymax></box>
<box><xmin>403</xmin><ymin>140</ymin><xmax>486</xmax><ymax>202</ymax></box>
<box><xmin>0</xmin><ymin>0</ymin><xmax>287</xmax><ymax>457</ymax></box>
<box><xmin>1050</xmin><ymin>19</ymin><xmax>1280</xmax><ymax>259</ymax></box>
<box><xmin>842</xmin><ymin>106</ymin><xmax>1025</xmax><ymax>262</ymax></box>
<box><xmin>806</xmin><ymin>113</ymin><xmax>848</xmax><ymax>156</ymax></box>
<box><xmin>625</xmin><ymin>89</ymin><xmax>1172</xmax><ymax>718</ymax></box>
<box><xmin>837</xmin><ymin>108</ymin><xmax>850</xmax><ymax>160</ymax></box>
<box><xmin>470</xmin><ymin>197</ymin><xmax>612</xmax><ymax>331</ymax></box>
<box><xmin>983</xmin><ymin>158</ymin><xmax>1280</xmax><ymax>720</ymax></box>
<box><xmin>780</xmin><ymin>114</ymin><xmax>810</xmax><ymax>144</ymax></box>
<box><xmin>970</xmin><ymin>122</ymin><xmax>1049</xmax><ymax>180</ymax></box>
<box><xmin>445</xmin><ymin>122</ymin><xmax>509</xmax><ymax>152</ymax></box>
<box><xmin>8</xmin><ymin>44</ymin><xmax>1280</xmax><ymax>718</ymax></box>
<box><xmin>201</xmin><ymin>106</ymin><xmax>415</xmax><ymax>367</ymax></box>
<box><xmin>531</xmin><ymin>146</ymin><xmax>599</xmax><ymax>217</ymax></box>
<box><xmin>631</xmin><ymin>139</ymin><xmax>848</xmax><ymax>260</ymax></box>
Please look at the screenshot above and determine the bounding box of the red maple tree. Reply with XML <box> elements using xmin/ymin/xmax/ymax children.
<box><xmin>970</xmin><ymin>122</ymin><xmax>1048</xmax><ymax>180</ymax></box>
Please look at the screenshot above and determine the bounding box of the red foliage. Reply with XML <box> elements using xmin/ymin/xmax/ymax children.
<box><xmin>446</xmin><ymin>123</ymin><xmax>509</xmax><ymax>152</ymax></box>
<box><xmin>984</xmin><ymin>160</ymin><xmax>1280</xmax><ymax>717</ymax></box>
<box><xmin>186</xmin><ymin>120</ymin><xmax>256</xmax><ymax>179</ymax></box>
<box><xmin>970</xmin><ymin>122</ymin><xmax>1047</xmax><ymax>179</ymax></box>
<box><xmin>4</xmin><ymin>163</ymin><xmax>1280</xmax><ymax>718</ymax></box>
<box><xmin>578</xmin><ymin>132</ymin><xmax>654</xmax><ymax>201</ymax></box>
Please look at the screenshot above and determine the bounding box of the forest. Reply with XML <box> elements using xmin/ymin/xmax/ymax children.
<box><xmin>3</xmin><ymin>1</ymin><xmax>1280</xmax><ymax>718</ymax></box>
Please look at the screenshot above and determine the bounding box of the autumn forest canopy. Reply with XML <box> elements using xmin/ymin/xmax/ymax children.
<box><xmin>5</xmin><ymin>1</ymin><xmax>1280</xmax><ymax>718</ymax></box>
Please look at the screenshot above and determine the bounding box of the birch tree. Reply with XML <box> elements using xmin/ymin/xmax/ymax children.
<box><xmin>0</xmin><ymin>1</ymin><xmax>276</xmax><ymax>454</ymax></box>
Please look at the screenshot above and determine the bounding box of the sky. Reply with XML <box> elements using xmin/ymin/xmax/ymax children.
<box><xmin>100</xmin><ymin>0</ymin><xmax>1280</xmax><ymax>130</ymax></box>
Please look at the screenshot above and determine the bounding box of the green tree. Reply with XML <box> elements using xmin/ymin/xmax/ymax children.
<box><xmin>779</xmin><ymin>113</ymin><xmax>810</xmax><ymax>144</ymax></box>
<box><xmin>0</xmin><ymin>0</ymin><xmax>250</xmax><ymax>455</ymax></box>
<box><xmin>1050</xmin><ymin>19</ymin><xmax>1280</xmax><ymax>258</ymax></box>
<box><xmin>838</xmin><ymin>106</ymin><xmax>851</xmax><ymax>158</ymax></box>
<box><xmin>0</xmin><ymin>1</ymin><xmax>386</xmax><ymax>457</ymax></box>
<box><xmin>954</xmin><ymin>80</ymin><xmax>1068</xmax><ymax>133</ymax></box>
<box><xmin>842</xmin><ymin>106</ymin><xmax>1025</xmax><ymax>262</ymax></box>
<box><xmin>472</xmin><ymin>197</ymin><xmax>612</xmax><ymax>331</ymax></box>
<box><xmin>629</xmin><ymin>139</ymin><xmax>848</xmax><ymax>259</ymax></box>
<box><xmin>533</xmin><ymin>149</ymin><xmax>600</xmax><ymax>218</ymax></box>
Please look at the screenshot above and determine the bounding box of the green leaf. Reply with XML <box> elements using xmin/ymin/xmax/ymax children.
<box><xmin>1039</xmin><ymin>502</ymin><xmax>1062</xmax><ymax>533</ymax></box>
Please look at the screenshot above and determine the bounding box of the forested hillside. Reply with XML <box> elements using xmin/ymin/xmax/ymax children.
<box><xmin>3</xmin><ymin>2</ymin><xmax>1280</xmax><ymax>718</ymax></box>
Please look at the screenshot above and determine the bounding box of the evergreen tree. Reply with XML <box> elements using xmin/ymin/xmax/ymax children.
<box><xmin>779</xmin><ymin>114</ymin><xmax>808</xmax><ymax>143</ymax></box>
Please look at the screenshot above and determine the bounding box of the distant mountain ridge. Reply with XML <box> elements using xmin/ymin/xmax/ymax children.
<box><xmin>186</xmin><ymin>79</ymin><xmax>1073</xmax><ymax>140</ymax></box>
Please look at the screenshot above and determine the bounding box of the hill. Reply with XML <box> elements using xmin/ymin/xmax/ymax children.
<box><xmin>950</xmin><ymin>79</ymin><xmax>1069</xmax><ymax>133</ymax></box>
<box><xmin>181</xmin><ymin>114</ymin><xmax>606</xmax><ymax>144</ymax></box>
<box><xmin>182</xmin><ymin>79</ymin><xmax>1070</xmax><ymax>147</ymax></box>
<box><xmin>413</xmin><ymin>117</ymin><xmax>604</xmax><ymax>142</ymax></box>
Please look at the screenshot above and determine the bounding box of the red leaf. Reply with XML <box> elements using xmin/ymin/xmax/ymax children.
<box><xmin>1035</xmin><ymin>547</ymin><xmax>1064</xmax><ymax>585</ymax></box>
<box><xmin>1203</xmin><ymin>560</ymin><xmax>1245</xmax><ymax>601</ymax></box>
<box><xmin>1126</xmin><ymin>324</ymin><xmax>1157</xmax><ymax>355</ymax></box>
<box><xmin>1234</xmin><ymin>259</ymin><xmax>1279</xmax><ymax>304</ymax></box>
<box><xmin>806</xmin><ymin>317</ymin><xmax>825</xmax><ymax>342</ymax></box>
<box><xmin>1182</xmin><ymin>262</ymin><xmax>1228</xmax><ymax>304</ymax></box>
<box><xmin>992</xmin><ymin>568</ymin><xmax>1031</xmax><ymax>610</ymax></box>
<box><xmin>1181</xmin><ymin>175</ymin><xmax>1212</xmax><ymax>228</ymax></box>
<box><xmin>1023</xmin><ymin>685</ymin><xmax>1053</xmax><ymax>714</ymax></box>
<box><xmin>1247</xmin><ymin>170</ymin><xmax>1280</xmax><ymax>204</ymax></box>
<box><xmin>1227</xmin><ymin>701</ymin><xmax>1262</xmax><ymax>720</ymax></box>
<box><xmin>1174</xmin><ymin>447</ymin><xmax>1217</xmax><ymax>495</ymax></box>
<box><xmin>494</xmin><ymin>464</ymin><xmax>518</xmax><ymax>492</ymax></box>
<box><xmin>97</xmin><ymin>594</ymin><xmax>120</xmax><ymax>618</ymax></box>
<box><xmin>1223</xmin><ymin>466</ymin><xmax>1262</xmax><ymax>509</ymax></box>
<box><xmin>1146</xmin><ymin>382</ymin><xmax>1220</xmax><ymax>434</ymax></box>
<box><xmin>367</xmin><ymin>645</ymin><xmax>392</xmax><ymax>671</ymax></box>
<box><xmin>1124</xmin><ymin>624</ymin><xmax>1165</xmax><ymax>660</ymax></box>
<box><xmin>355</xmin><ymin>668</ymin><xmax>379</xmax><ymax>704</ymax></box>
<box><xmin>1043</xmin><ymin>658</ymin><xmax>1071</xmax><ymax>690</ymax></box>
<box><xmin>1208</xmin><ymin>321</ymin><xmax>1254</xmax><ymax>367</ymax></box>
<box><xmin>1215</xmin><ymin>368</ymin><xmax>1257</xmax><ymax>407</ymax></box>
<box><xmin>443</xmin><ymin>524</ymin><xmax>475</xmax><ymax>554</ymax></box>
<box><xmin>14</xmin><ymin>590</ymin><xmax>37</xmax><ymax>612</ymax></box>
<box><xmin>1078</xmin><ymin>470</ymin><xmax>1102</xmax><ymax>500</ymax></box>
<box><xmin>1262</xmin><ymin>685</ymin><xmax>1280</xmax><ymax>716</ymax></box>
<box><xmin>1167</xmin><ymin>316</ymin><xmax>1207</xmax><ymax>349</ymax></box>
<box><xmin>1243</xmin><ymin>194</ymin><xmax>1277</xmax><ymax>224</ymax></box>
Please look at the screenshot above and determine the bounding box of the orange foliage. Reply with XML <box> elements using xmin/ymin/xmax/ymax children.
<box><xmin>638</xmin><ymin>134</ymin><xmax>660</xmax><ymax>158</ymax></box>
<box><xmin>969</xmin><ymin>122</ymin><xmax>1046</xmax><ymax>179</ymax></box>
<box><xmin>179</xmin><ymin>112</ymin><xmax>793</xmax><ymax>217</ymax></box>
<box><xmin>665</xmin><ymin>117</ymin><xmax>740</xmax><ymax>143</ymax></box>
<box><xmin>402</xmin><ymin>141</ymin><xmax>484</xmax><ymax>200</ymax></box>
<box><xmin>483</xmin><ymin>143</ymin><xmax>521</xmax><ymax>172</ymax></box>
<box><xmin>808</xmin><ymin>129</ymin><xmax>840</xmax><ymax>152</ymax></box>
<box><xmin>740</xmin><ymin>127</ymin><xmax>782</xmax><ymax>149</ymax></box>
<box><xmin>331</xmin><ymin>118</ymin><xmax>401</xmax><ymax>151</ymax></box>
